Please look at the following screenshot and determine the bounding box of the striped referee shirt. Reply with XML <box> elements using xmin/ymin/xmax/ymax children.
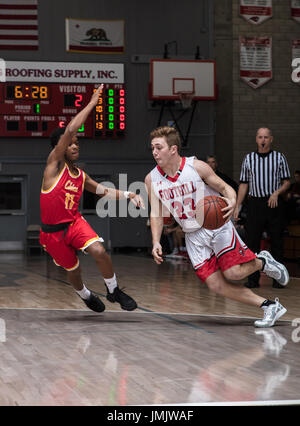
<box><xmin>239</xmin><ymin>150</ymin><xmax>290</xmax><ymax>197</ymax></box>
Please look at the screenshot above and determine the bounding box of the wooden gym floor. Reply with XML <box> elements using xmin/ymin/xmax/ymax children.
<box><xmin>0</xmin><ymin>250</ymin><xmax>299</xmax><ymax>406</ymax></box>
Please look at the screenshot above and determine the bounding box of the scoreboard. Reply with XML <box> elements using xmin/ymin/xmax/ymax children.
<box><xmin>0</xmin><ymin>61</ymin><xmax>126</xmax><ymax>138</ymax></box>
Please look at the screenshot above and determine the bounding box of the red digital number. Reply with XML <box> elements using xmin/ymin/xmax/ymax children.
<box><xmin>75</xmin><ymin>94</ymin><xmax>83</xmax><ymax>107</ymax></box>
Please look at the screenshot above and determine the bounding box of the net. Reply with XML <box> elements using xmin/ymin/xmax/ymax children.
<box><xmin>178</xmin><ymin>92</ymin><xmax>194</xmax><ymax>109</ymax></box>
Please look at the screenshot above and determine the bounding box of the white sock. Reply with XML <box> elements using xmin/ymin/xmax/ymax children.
<box><xmin>76</xmin><ymin>284</ymin><xmax>91</xmax><ymax>300</ymax></box>
<box><xmin>104</xmin><ymin>274</ymin><xmax>118</xmax><ymax>294</ymax></box>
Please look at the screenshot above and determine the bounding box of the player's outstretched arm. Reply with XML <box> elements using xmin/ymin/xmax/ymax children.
<box><xmin>84</xmin><ymin>174</ymin><xmax>145</xmax><ymax>209</ymax></box>
<box><xmin>42</xmin><ymin>85</ymin><xmax>104</xmax><ymax>191</ymax></box>
<box><xmin>67</xmin><ymin>84</ymin><xmax>103</xmax><ymax>136</ymax></box>
<box><xmin>145</xmin><ymin>173</ymin><xmax>164</xmax><ymax>264</ymax></box>
<box><xmin>47</xmin><ymin>84</ymin><xmax>103</xmax><ymax>166</ymax></box>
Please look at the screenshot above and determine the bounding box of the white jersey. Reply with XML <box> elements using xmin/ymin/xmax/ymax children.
<box><xmin>150</xmin><ymin>156</ymin><xmax>219</xmax><ymax>233</ymax></box>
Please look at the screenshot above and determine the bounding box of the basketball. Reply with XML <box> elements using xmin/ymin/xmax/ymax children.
<box><xmin>196</xmin><ymin>195</ymin><xmax>227</xmax><ymax>230</ymax></box>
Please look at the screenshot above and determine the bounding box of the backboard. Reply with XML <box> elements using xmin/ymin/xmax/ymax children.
<box><xmin>150</xmin><ymin>59</ymin><xmax>216</xmax><ymax>100</ymax></box>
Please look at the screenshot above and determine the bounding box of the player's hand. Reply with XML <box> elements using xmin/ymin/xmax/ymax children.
<box><xmin>152</xmin><ymin>242</ymin><xmax>163</xmax><ymax>264</ymax></box>
<box><xmin>129</xmin><ymin>194</ymin><xmax>145</xmax><ymax>209</ymax></box>
<box><xmin>90</xmin><ymin>84</ymin><xmax>104</xmax><ymax>106</ymax></box>
<box><xmin>220</xmin><ymin>196</ymin><xmax>235</xmax><ymax>222</ymax></box>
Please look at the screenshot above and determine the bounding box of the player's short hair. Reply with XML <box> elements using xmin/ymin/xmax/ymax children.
<box><xmin>50</xmin><ymin>127</ymin><xmax>66</xmax><ymax>148</ymax></box>
<box><xmin>150</xmin><ymin>126</ymin><xmax>181</xmax><ymax>153</ymax></box>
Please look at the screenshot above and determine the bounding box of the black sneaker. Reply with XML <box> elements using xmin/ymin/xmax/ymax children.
<box><xmin>106</xmin><ymin>286</ymin><xmax>137</xmax><ymax>311</ymax></box>
<box><xmin>80</xmin><ymin>292</ymin><xmax>105</xmax><ymax>312</ymax></box>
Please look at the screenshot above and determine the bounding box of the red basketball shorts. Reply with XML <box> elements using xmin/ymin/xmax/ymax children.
<box><xmin>39</xmin><ymin>215</ymin><xmax>103</xmax><ymax>271</ymax></box>
<box><xmin>185</xmin><ymin>221</ymin><xmax>256</xmax><ymax>282</ymax></box>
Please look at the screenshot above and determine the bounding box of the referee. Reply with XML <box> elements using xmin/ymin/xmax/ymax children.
<box><xmin>234</xmin><ymin>127</ymin><xmax>290</xmax><ymax>288</ymax></box>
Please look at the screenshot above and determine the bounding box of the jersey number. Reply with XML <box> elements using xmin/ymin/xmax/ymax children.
<box><xmin>171</xmin><ymin>197</ymin><xmax>195</xmax><ymax>220</ymax></box>
<box><xmin>65</xmin><ymin>193</ymin><xmax>75</xmax><ymax>210</ymax></box>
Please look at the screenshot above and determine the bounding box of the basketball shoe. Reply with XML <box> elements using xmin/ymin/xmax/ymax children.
<box><xmin>257</xmin><ymin>364</ymin><xmax>290</xmax><ymax>399</ymax></box>
<box><xmin>80</xmin><ymin>291</ymin><xmax>105</xmax><ymax>312</ymax></box>
<box><xmin>255</xmin><ymin>329</ymin><xmax>287</xmax><ymax>357</ymax></box>
<box><xmin>254</xmin><ymin>298</ymin><xmax>287</xmax><ymax>328</ymax></box>
<box><xmin>106</xmin><ymin>286</ymin><xmax>137</xmax><ymax>311</ymax></box>
<box><xmin>257</xmin><ymin>250</ymin><xmax>289</xmax><ymax>286</ymax></box>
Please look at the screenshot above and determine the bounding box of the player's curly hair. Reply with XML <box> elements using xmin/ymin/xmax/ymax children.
<box><xmin>49</xmin><ymin>127</ymin><xmax>66</xmax><ymax>148</ymax></box>
<box><xmin>150</xmin><ymin>126</ymin><xmax>181</xmax><ymax>153</ymax></box>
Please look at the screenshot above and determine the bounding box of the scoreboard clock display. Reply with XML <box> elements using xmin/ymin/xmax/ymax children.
<box><xmin>0</xmin><ymin>61</ymin><xmax>126</xmax><ymax>138</ymax></box>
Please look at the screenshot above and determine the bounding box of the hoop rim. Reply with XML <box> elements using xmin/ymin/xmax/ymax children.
<box><xmin>178</xmin><ymin>91</ymin><xmax>194</xmax><ymax>108</ymax></box>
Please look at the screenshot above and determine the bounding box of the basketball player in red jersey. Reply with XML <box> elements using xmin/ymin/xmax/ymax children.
<box><xmin>145</xmin><ymin>126</ymin><xmax>288</xmax><ymax>327</ymax></box>
<box><xmin>40</xmin><ymin>84</ymin><xmax>144</xmax><ymax>313</ymax></box>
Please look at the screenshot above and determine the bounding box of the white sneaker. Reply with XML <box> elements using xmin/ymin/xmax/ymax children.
<box><xmin>257</xmin><ymin>365</ymin><xmax>290</xmax><ymax>399</ymax></box>
<box><xmin>255</xmin><ymin>328</ymin><xmax>287</xmax><ymax>356</ymax></box>
<box><xmin>254</xmin><ymin>298</ymin><xmax>287</xmax><ymax>328</ymax></box>
<box><xmin>258</xmin><ymin>250</ymin><xmax>289</xmax><ymax>286</ymax></box>
<box><xmin>165</xmin><ymin>248</ymin><xmax>179</xmax><ymax>258</ymax></box>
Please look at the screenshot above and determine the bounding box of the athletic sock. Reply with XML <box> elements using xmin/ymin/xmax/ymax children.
<box><xmin>76</xmin><ymin>285</ymin><xmax>91</xmax><ymax>300</ymax></box>
<box><xmin>104</xmin><ymin>274</ymin><xmax>118</xmax><ymax>294</ymax></box>
<box><xmin>260</xmin><ymin>299</ymin><xmax>275</xmax><ymax>308</ymax></box>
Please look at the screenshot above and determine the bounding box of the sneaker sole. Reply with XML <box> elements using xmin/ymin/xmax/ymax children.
<box><xmin>260</xmin><ymin>251</ymin><xmax>289</xmax><ymax>286</ymax></box>
<box><xmin>254</xmin><ymin>306</ymin><xmax>287</xmax><ymax>328</ymax></box>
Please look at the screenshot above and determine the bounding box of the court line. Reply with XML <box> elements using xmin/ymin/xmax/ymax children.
<box><xmin>135</xmin><ymin>306</ymin><xmax>215</xmax><ymax>334</ymax></box>
<box><xmin>0</xmin><ymin>306</ymin><xmax>292</xmax><ymax>323</ymax></box>
<box><xmin>0</xmin><ymin>306</ymin><xmax>215</xmax><ymax>334</ymax></box>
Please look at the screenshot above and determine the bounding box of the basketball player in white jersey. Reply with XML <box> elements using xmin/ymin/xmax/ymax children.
<box><xmin>145</xmin><ymin>126</ymin><xmax>289</xmax><ymax>327</ymax></box>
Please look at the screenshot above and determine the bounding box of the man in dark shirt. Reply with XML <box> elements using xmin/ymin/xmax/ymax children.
<box><xmin>206</xmin><ymin>155</ymin><xmax>239</xmax><ymax>193</ymax></box>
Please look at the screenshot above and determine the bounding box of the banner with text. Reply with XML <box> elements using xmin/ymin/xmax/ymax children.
<box><xmin>66</xmin><ymin>18</ymin><xmax>125</xmax><ymax>54</ymax></box>
<box><xmin>292</xmin><ymin>40</ymin><xmax>300</xmax><ymax>83</ymax></box>
<box><xmin>291</xmin><ymin>0</ymin><xmax>300</xmax><ymax>23</ymax></box>
<box><xmin>240</xmin><ymin>37</ymin><xmax>272</xmax><ymax>88</ymax></box>
<box><xmin>240</xmin><ymin>0</ymin><xmax>272</xmax><ymax>25</ymax></box>
<box><xmin>2</xmin><ymin>61</ymin><xmax>124</xmax><ymax>83</ymax></box>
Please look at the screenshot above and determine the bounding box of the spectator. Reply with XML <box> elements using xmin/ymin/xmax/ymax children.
<box><xmin>285</xmin><ymin>170</ymin><xmax>300</xmax><ymax>223</ymax></box>
<box><xmin>206</xmin><ymin>155</ymin><xmax>239</xmax><ymax>193</ymax></box>
<box><xmin>164</xmin><ymin>222</ymin><xmax>187</xmax><ymax>258</ymax></box>
<box><xmin>234</xmin><ymin>128</ymin><xmax>290</xmax><ymax>289</ymax></box>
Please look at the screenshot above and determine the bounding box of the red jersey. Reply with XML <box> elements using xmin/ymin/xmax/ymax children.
<box><xmin>40</xmin><ymin>163</ymin><xmax>86</xmax><ymax>225</ymax></box>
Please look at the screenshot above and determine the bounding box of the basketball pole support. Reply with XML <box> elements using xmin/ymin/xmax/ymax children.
<box><xmin>156</xmin><ymin>99</ymin><xmax>198</xmax><ymax>147</ymax></box>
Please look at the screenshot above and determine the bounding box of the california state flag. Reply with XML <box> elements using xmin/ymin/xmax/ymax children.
<box><xmin>66</xmin><ymin>18</ymin><xmax>125</xmax><ymax>54</ymax></box>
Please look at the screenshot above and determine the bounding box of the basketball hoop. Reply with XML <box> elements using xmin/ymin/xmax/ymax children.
<box><xmin>179</xmin><ymin>92</ymin><xmax>194</xmax><ymax>109</ymax></box>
